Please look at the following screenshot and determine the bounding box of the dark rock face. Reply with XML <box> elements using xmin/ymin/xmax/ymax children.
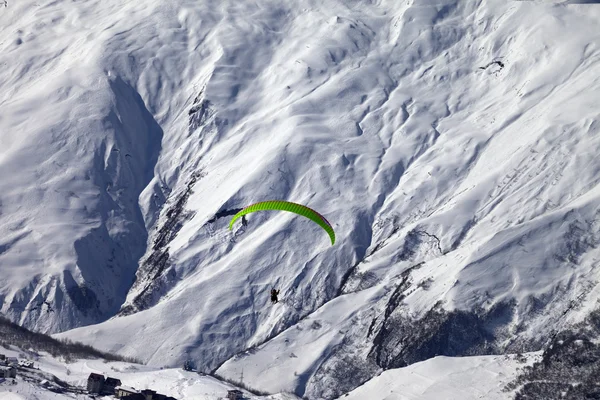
<box><xmin>66</xmin><ymin>286</ymin><xmax>100</xmax><ymax>315</ymax></box>
<box><xmin>119</xmin><ymin>171</ymin><xmax>204</xmax><ymax>315</ymax></box>
<box><xmin>120</xmin><ymin>86</ymin><xmax>223</xmax><ymax>316</ymax></box>
<box><xmin>188</xmin><ymin>87</ymin><xmax>215</xmax><ymax>135</ymax></box>
<box><xmin>206</xmin><ymin>208</ymin><xmax>243</xmax><ymax>224</ymax></box>
<box><xmin>307</xmin><ymin>354</ymin><xmax>380</xmax><ymax>400</ymax></box>
<box><xmin>368</xmin><ymin>301</ymin><xmax>500</xmax><ymax>369</ymax></box>
<box><xmin>509</xmin><ymin>310</ymin><xmax>600</xmax><ymax>400</ymax></box>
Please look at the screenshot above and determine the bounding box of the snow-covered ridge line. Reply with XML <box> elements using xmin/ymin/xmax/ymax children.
<box><xmin>0</xmin><ymin>315</ymin><xmax>139</xmax><ymax>364</ymax></box>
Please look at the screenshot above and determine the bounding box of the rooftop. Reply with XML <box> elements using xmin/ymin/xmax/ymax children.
<box><xmin>116</xmin><ymin>385</ymin><xmax>138</xmax><ymax>393</ymax></box>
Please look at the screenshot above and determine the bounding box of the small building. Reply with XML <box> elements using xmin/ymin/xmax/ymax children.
<box><xmin>125</xmin><ymin>389</ymin><xmax>177</xmax><ymax>400</ymax></box>
<box><xmin>114</xmin><ymin>385</ymin><xmax>177</xmax><ymax>400</ymax></box>
<box><xmin>122</xmin><ymin>394</ymin><xmax>145</xmax><ymax>400</ymax></box>
<box><xmin>140</xmin><ymin>389</ymin><xmax>157</xmax><ymax>400</ymax></box>
<box><xmin>87</xmin><ymin>372</ymin><xmax>105</xmax><ymax>393</ymax></box>
<box><xmin>6</xmin><ymin>357</ymin><xmax>18</xmax><ymax>366</ymax></box>
<box><xmin>116</xmin><ymin>385</ymin><xmax>138</xmax><ymax>398</ymax></box>
<box><xmin>227</xmin><ymin>389</ymin><xmax>244</xmax><ymax>400</ymax></box>
<box><xmin>0</xmin><ymin>366</ymin><xmax>17</xmax><ymax>378</ymax></box>
<box><xmin>103</xmin><ymin>376</ymin><xmax>122</xmax><ymax>394</ymax></box>
<box><xmin>19</xmin><ymin>360</ymin><xmax>34</xmax><ymax>368</ymax></box>
<box><xmin>154</xmin><ymin>394</ymin><xmax>176</xmax><ymax>400</ymax></box>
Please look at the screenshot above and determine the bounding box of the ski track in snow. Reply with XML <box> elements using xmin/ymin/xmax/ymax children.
<box><xmin>1</xmin><ymin>0</ymin><xmax>600</xmax><ymax>398</ymax></box>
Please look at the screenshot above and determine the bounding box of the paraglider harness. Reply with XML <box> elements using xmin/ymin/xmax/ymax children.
<box><xmin>270</xmin><ymin>289</ymin><xmax>280</xmax><ymax>304</ymax></box>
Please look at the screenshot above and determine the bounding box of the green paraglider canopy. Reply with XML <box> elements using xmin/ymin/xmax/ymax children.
<box><xmin>229</xmin><ymin>200</ymin><xmax>335</xmax><ymax>245</ymax></box>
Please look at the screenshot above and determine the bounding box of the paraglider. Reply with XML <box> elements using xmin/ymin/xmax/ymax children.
<box><xmin>229</xmin><ymin>200</ymin><xmax>335</xmax><ymax>245</ymax></box>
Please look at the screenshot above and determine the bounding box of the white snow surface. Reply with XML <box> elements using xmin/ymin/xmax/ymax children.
<box><xmin>338</xmin><ymin>353</ymin><xmax>539</xmax><ymax>400</ymax></box>
<box><xmin>2</xmin><ymin>0</ymin><xmax>600</xmax><ymax>398</ymax></box>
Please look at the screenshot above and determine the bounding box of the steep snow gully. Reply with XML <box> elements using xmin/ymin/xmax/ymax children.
<box><xmin>2</xmin><ymin>0</ymin><xmax>600</xmax><ymax>398</ymax></box>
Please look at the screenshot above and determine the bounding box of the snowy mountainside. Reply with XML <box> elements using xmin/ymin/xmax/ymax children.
<box><xmin>2</xmin><ymin>0</ymin><xmax>600</xmax><ymax>398</ymax></box>
<box><xmin>338</xmin><ymin>353</ymin><xmax>539</xmax><ymax>400</ymax></box>
<box><xmin>0</xmin><ymin>344</ymin><xmax>293</xmax><ymax>400</ymax></box>
<box><xmin>0</xmin><ymin>0</ymin><xmax>165</xmax><ymax>332</ymax></box>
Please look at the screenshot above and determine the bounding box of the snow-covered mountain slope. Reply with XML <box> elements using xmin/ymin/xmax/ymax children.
<box><xmin>0</xmin><ymin>0</ymin><xmax>165</xmax><ymax>331</ymax></box>
<box><xmin>0</xmin><ymin>344</ymin><xmax>296</xmax><ymax>400</ymax></box>
<box><xmin>3</xmin><ymin>0</ymin><xmax>600</xmax><ymax>398</ymax></box>
<box><xmin>338</xmin><ymin>353</ymin><xmax>539</xmax><ymax>400</ymax></box>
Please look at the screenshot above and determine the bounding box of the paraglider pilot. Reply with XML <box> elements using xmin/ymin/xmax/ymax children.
<box><xmin>271</xmin><ymin>289</ymin><xmax>280</xmax><ymax>304</ymax></box>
